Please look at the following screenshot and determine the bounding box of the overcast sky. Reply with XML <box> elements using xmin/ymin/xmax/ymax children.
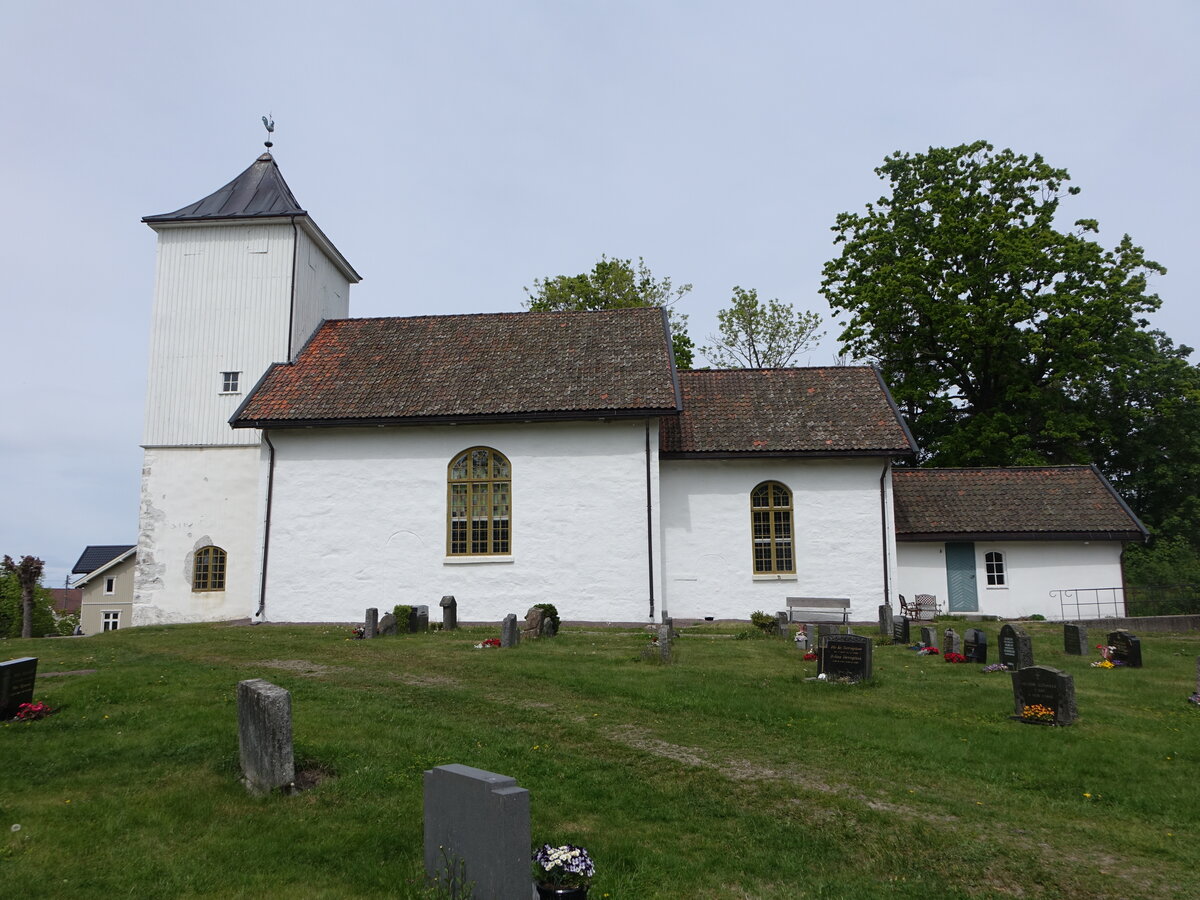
<box><xmin>3</xmin><ymin>1</ymin><xmax>1197</xmax><ymax>588</ymax></box>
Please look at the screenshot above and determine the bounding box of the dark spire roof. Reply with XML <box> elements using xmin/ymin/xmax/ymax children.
<box><xmin>142</xmin><ymin>153</ymin><xmax>307</xmax><ymax>223</ymax></box>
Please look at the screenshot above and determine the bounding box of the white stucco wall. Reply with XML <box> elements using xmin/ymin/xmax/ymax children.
<box><xmin>895</xmin><ymin>540</ymin><xmax>1127</xmax><ymax>619</ymax></box>
<box><xmin>133</xmin><ymin>445</ymin><xmax>267</xmax><ymax>624</ymax></box>
<box><xmin>262</xmin><ymin>419</ymin><xmax>662</xmax><ymax>624</ymax></box>
<box><xmin>660</xmin><ymin>457</ymin><xmax>893</xmax><ymax>621</ymax></box>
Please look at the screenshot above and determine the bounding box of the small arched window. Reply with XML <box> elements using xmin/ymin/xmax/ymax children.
<box><xmin>751</xmin><ymin>481</ymin><xmax>794</xmax><ymax>574</ymax></box>
<box><xmin>448</xmin><ymin>448</ymin><xmax>511</xmax><ymax>555</ymax></box>
<box><xmin>193</xmin><ymin>546</ymin><xmax>227</xmax><ymax>592</ymax></box>
<box><xmin>985</xmin><ymin>550</ymin><xmax>1006</xmax><ymax>586</ymax></box>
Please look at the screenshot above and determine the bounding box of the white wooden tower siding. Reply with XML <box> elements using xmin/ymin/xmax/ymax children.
<box><xmin>133</xmin><ymin>153</ymin><xmax>359</xmax><ymax>624</ymax></box>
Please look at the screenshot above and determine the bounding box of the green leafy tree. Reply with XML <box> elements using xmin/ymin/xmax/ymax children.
<box><xmin>1</xmin><ymin>555</ymin><xmax>51</xmax><ymax>638</ymax></box>
<box><xmin>701</xmin><ymin>286</ymin><xmax>823</xmax><ymax>368</ymax></box>
<box><xmin>525</xmin><ymin>255</ymin><xmax>695</xmax><ymax>369</ymax></box>
<box><xmin>820</xmin><ymin>140</ymin><xmax>1166</xmax><ymax>468</ymax></box>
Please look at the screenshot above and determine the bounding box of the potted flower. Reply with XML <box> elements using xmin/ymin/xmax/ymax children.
<box><xmin>532</xmin><ymin>843</ymin><xmax>594</xmax><ymax>898</ymax></box>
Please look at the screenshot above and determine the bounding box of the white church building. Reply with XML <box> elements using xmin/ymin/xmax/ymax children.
<box><xmin>132</xmin><ymin>151</ymin><xmax>1144</xmax><ymax>627</ymax></box>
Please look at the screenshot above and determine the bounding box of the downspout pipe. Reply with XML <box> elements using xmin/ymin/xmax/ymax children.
<box><xmin>879</xmin><ymin>460</ymin><xmax>892</xmax><ymax>607</ymax></box>
<box><xmin>646</xmin><ymin>418</ymin><xmax>656</xmax><ymax>620</ymax></box>
<box><xmin>256</xmin><ymin>431</ymin><xmax>277</xmax><ymax>619</ymax></box>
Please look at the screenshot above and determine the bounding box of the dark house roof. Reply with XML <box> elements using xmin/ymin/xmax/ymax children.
<box><xmin>659</xmin><ymin>368</ymin><xmax>916</xmax><ymax>457</ymax></box>
<box><xmin>232</xmin><ymin>307</ymin><xmax>680</xmax><ymax>428</ymax></box>
<box><xmin>892</xmin><ymin>466</ymin><xmax>1148</xmax><ymax>542</ymax></box>
<box><xmin>142</xmin><ymin>153</ymin><xmax>305</xmax><ymax>223</ymax></box>
<box><xmin>72</xmin><ymin>545</ymin><xmax>136</xmax><ymax>575</ymax></box>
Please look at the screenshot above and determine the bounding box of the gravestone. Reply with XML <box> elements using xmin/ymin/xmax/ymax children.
<box><xmin>440</xmin><ymin>595</ymin><xmax>458</xmax><ymax>630</ymax></box>
<box><xmin>1063</xmin><ymin>623</ymin><xmax>1088</xmax><ymax>656</ymax></box>
<box><xmin>407</xmin><ymin>607</ymin><xmax>420</xmax><ymax>633</ymax></box>
<box><xmin>878</xmin><ymin>604</ymin><xmax>893</xmax><ymax>638</ymax></box>
<box><xmin>920</xmin><ymin>626</ymin><xmax>939</xmax><ymax>649</ymax></box>
<box><xmin>237</xmin><ymin>679</ymin><xmax>295</xmax><ymax>795</ymax></box>
<box><xmin>775</xmin><ymin>612</ymin><xmax>790</xmax><ymax>640</ymax></box>
<box><xmin>415</xmin><ymin>605</ymin><xmax>429</xmax><ymax>633</ymax></box>
<box><xmin>893</xmin><ymin>616</ymin><xmax>910</xmax><ymax>644</ymax></box>
<box><xmin>1</xmin><ymin>657</ymin><xmax>38</xmax><ymax>719</ymax></box>
<box><xmin>522</xmin><ymin>607</ymin><xmax>546</xmax><ymax>640</ymax></box>
<box><xmin>1108</xmin><ymin>630</ymin><xmax>1143</xmax><ymax>667</ymax></box>
<box><xmin>364</xmin><ymin>608</ymin><xmax>379</xmax><ymax>639</ymax></box>
<box><xmin>1011</xmin><ymin>665</ymin><xmax>1077</xmax><ymax>726</ymax></box>
<box><xmin>964</xmin><ymin>628</ymin><xmax>988</xmax><ymax>664</ymax></box>
<box><xmin>500</xmin><ymin>614</ymin><xmax>520</xmax><ymax>648</ymax></box>
<box><xmin>818</xmin><ymin>634</ymin><xmax>873</xmax><ymax>681</ymax></box>
<box><xmin>377</xmin><ymin>612</ymin><xmax>398</xmax><ymax>636</ymax></box>
<box><xmin>663</xmin><ymin>617</ymin><xmax>675</xmax><ymax>640</ymax></box>
<box><xmin>816</xmin><ymin>623</ymin><xmax>836</xmax><ymax>641</ymax></box>
<box><xmin>793</xmin><ymin>625</ymin><xmax>810</xmax><ymax>651</ymax></box>
<box><xmin>845</xmin><ymin>626</ymin><xmax>855</xmax><ymax>635</ymax></box>
<box><xmin>423</xmin><ymin>764</ymin><xmax>530</xmax><ymax>900</ymax></box>
<box><xmin>658</xmin><ymin>622</ymin><xmax>674</xmax><ymax>663</ymax></box>
<box><xmin>943</xmin><ymin>629</ymin><xmax>962</xmax><ymax>656</ymax></box>
<box><xmin>999</xmin><ymin>624</ymin><xmax>1033</xmax><ymax>670</ymax></box>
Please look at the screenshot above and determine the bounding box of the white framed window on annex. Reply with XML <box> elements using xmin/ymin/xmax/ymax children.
<box><xmin>985</xmin><ymin>550</ymin><xmax>1007</xmax><ymax>588</ymax></box>
<box><xmin>751</xmin><ymin>480</ymin><xmax>796</xmax><ymax>579</ymax></box>
<box><xmin>445</xmin><ymin>447</ymin><xmax>513</xmax><ymax>564</ymax></box>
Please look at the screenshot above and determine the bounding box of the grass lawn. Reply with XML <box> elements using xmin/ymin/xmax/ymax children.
<box><xmin>2</xmin><ymin>619</ymin><xmax>1198</xmax><ymax>899</ymax></box>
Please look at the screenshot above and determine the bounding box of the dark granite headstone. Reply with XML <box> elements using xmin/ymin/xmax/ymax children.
<box><xmin>892</xmin><ymin>616</ymin><xmax>910</xmax><ymax>644</ymax></box>
<box><xmin>364</xmin><ymin>608</ymin><xmax>379</xmax><ymax>640</ymax></box>
<box><xmin>1108</xmin><ymin>630</ymin><xmax>1142</xmax><ymax>667</ymax></box>
<box><xmin>1</xmin><ymin>657</ymin><xmax>38</xmax><ymax>719</ymax></box>
<box><xmin>964</xmin><ymin>628</ymin><xmax>988</xmax><ymax>663</ymax></box>
<box><xmin>237</xmin><ymin>679</ymin><xmax>295</xmax><ymax>794</ymax></box>
<box><xmin>943</xmin><ymin>629</ymin><xmax>962</xmax><ymax>655</ymax></box>
<box><xmin>377</xmin><ymin>613</ymin><xmax>398</xmax><ymax>636</ymax></box>
<box><xmin>775</xmin><ymin>612</ymin><xmax>790</xmax><ymax>640</ymax></box>
<box><xmin>415</xmin><ymin>605</ymin><xmax>429</xmax><ymax>633</ymax></box>
<box><xmin>407</xmin><ymin>607</ymin><xmax>419</xmax><ymax>633</ymax></box>
<box><xmin>440</xmin><ymin>595</ymin><xmax>458</xmax><ymax>630</ymax></box>
<box><xmin>1063</xmin><ymin>623</ymin><xmax>1088</xmax><ymax>655</ymax></box>
<box><xmin>818</xmin><ymin>634</ymin><xmax>873</xmax><ymax>681</ymax></box>
<box><xmin>999</xmin><ymin>624</ymin><xmax>1033</xmax><ymax>670</ymax></box>
<box><xmin>1011</xmin><ymin>665</ymin><xmax>1077</xmax><ymax>726</ymax></box>
<box><xmin>501</xmin><ymin>614</ymin><xmax>519</xmax><ymax>648</ymax></box>
<box><xmin>920</xmin><ymin>626</ymin><xmax>938</xmax><ymax>649</ymax></box>
<box><xmin>878</xmin><ymin>604</ymin><xmax>893</xmax><ymax>637</ymax></box>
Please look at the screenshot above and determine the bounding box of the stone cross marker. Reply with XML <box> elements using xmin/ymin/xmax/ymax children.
<box><xmin>1011</xmin><ymin>665</ymin><xmax>1077</xmax><ymax>726</ymax></box>
<box><xmin>920</xmin><ymin>625</ymin><xmax>939</xmax><ymax>649</ymax></box>
<box><xmin>964</xmin><ymin>628</ymin><xmax>988</xmax><ymax>663</ymax></box>
<box><xmin>999</xmin><ymin>624</ymin><xmax>1034</xmax><ymax>670</ymax></box>
<box><xmin>943</xmin><ymin>629</ymin><xmax>962</xmax><ymax>656</ymax></box>
<box><xmin>501</xmin><ymin>614</ymin><xmax>520</xmax><ymax>648</ymax></box>
<box><xmin>1063</xmin><ymin>623</ymin><xmax>1088</xmax><ymax>655</ymax></box>
<box><xmin>1108</xmin><ymin>630</ymin><xmax>1143</xmax><ymax>667</ymax></box>
<box><xmin>440</xmin><ymin>595</ymin><xmax>458</xmax><ymax>630</ymax></box>
<box><xmin>237</xmin><ymin>679</ymin><xmax>295</xmax><ymax>795</ymax></box>
<box><xmin>819</xmin><ymin>634</ymin><xmax>873</xmax><ymax>681</ymax></box>
<box><xmin>892</xmin><ymin>616</ymin><xmax>910</xmax><ymax>645</ymax></box>
<box><xmin>1</xmin><ymin>657</ymin><xmax>38</xmax><ymax>719</ymax></box>
<box><xmin>364</xmin><ymin>608</ymin><xmax>379</xmax><ymax>640</ymax></box>
<box><xmin>878</xmin><ymin>604</ymin><xmax>893</xmax><ymax>637</ymax></box>
<box><xmin>423</xmin><ymin>764</ymin><xmax>530</xmax><ymax>900</ymax></box>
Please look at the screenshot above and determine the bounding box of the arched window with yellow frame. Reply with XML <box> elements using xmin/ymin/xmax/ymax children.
<box><xmin>192</xmin><ymin>545</ymin><xmax>227</xmax><ymax>592</ymax></box>
<box><xmin>448</xmin><ymin>447</ymin><xmax>511</xmax><ymax>555</ymax></box>
<box><xmin>751</xmin><ymin>481</ymin><xmax>794</xmax><ymax>574</ymax></box>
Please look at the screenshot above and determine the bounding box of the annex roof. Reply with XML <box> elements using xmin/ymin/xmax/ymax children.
<box><xmin>232</xmin><ymin>307</ymin><xmax>680</xmax><ymax>428</ymax></box>
<box><xmin>892</xmin><ymin>466</ymin><xmax>1148</xmax><ymax>542</ymax></box>
<box><xmin>659</xmin><ymin>368</ymin><xmax>916</xmax><ymax>457</ymax></box>
<box><xmin>71</xmin><ymin>545</ymin><xmax>135</xmax><ymax>575</ymax></box>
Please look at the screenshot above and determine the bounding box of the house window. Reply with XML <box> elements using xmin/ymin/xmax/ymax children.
<box><xmin>104</xmin><ymin>576</ymin><xmax>116</xmax><ymax>595</ymax></box>
<box><xmin>193</xmin><ymin>546</ymin><xmax>227</xmax><ymax>591</ymax></box>
<box><xmin>448</xmin><ymin>448</ymin><xmax>511</xmax><ymax>555</ymax></box>
<box><xmin>221</xmin><ymin>371</ymin><xmax>241</xmax><ymax>393</ymax></box>
<box><xmin>751</xmin><ymin>481</ymin><xmax>795</xmax><ymax>574</ymax></box>
<box><xmin>102</xmin><ymin>610</ymin><xmax>120</xmax><ymax>632</ymax></box>
<box><xmin>985</xmin><ymin>550</ymin><xmax>1006</xmax><ymax>586</ymax></box>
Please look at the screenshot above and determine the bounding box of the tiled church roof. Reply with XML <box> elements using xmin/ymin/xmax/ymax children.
<box><xmin>659</xmin><ymin>368</ymin><xmax>915</xmax><ymax>456</ymax></box>
<box><xmin>232</xmin><ymin>307</ymin><xmax>680</xmax><ymax>427</ymax></box>
<box><xmin>892</xmin><ymin>466</ymin><xmax>1147</xmax><ymax>541</ymax></box>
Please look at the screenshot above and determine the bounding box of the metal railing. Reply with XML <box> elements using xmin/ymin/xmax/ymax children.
<box><xmin>1051</xmin><ymin>587</ymin><xmax>1125</xmax><ymax>620</ymax></box>
<box><xmin>1051</xmin><ymin>585</ymin><xmax>1200</xmax><ymax>620</ymax></box>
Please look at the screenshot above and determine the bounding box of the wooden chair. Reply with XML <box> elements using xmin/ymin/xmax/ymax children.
<box><xmin>899</xmin><ymin>594</ymin><xmax>940</xmax><ymax>620</ymax></box>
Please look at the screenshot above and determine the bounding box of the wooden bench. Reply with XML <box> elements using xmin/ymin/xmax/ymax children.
<box><xmin>785</xmin><ymin>597</ymin><xmax>851</xmax><ymax>624</ymax></box>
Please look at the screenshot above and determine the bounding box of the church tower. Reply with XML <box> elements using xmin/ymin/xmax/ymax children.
<box><xmin>134</xmin><ymin>152</ymin><xmax>360</xmax><ymax>624</ymax></box>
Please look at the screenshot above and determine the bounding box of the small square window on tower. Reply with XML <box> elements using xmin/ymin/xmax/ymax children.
<box><xmin>221</xmin><ymin>371</ymin><xmax>241</xmax><ymax>394</ymax></box>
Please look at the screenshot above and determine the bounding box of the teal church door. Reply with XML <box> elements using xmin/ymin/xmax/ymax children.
<box><xmin>945</xmin><ymin>542</ymin><xmax>979</xmax><ymax>612</ymax></box>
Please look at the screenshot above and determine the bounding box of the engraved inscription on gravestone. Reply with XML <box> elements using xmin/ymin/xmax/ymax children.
<box><xmin>999</xmin><ymin>623</ymin><xmax>1033</xmax><ymax>670</ymax></box>
<box><xmin>1011</xmin><ymin>665</ymin><xmax>1077</xmax><ymax>726</ymax></box>
<box><xmin>892</xmin><ymin>616</ymin><xmax>910</xmax><ymax>644</ymax></box>
<box><xmin>964</xmin><ymin>628</ymin><xmax>988</xmax><ymax>663</ymax></box>
<box><xmin>1</xmin><ymin>657</ymin><xmax>38</xmax><ymax>719</ymax></box>
<box><xmin>1108</xmin><ymin>630</ymin><xmax>1143</xmax><ymax>667</ymax></box>
<box><xmin>818</xmin><ymin>634</ymin><xmax>873</xmax><ymax>681</ymax></box>
<box><xmin>1063</xmin><ymin>623</ymin><xmax>1088</xmax><ymax>655</ymax></box>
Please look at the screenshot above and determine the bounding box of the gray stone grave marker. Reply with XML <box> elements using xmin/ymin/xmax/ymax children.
<box><xmin>964</xmin><ymin>628</ymin><xmax>988</xmax><ymax>663</ymax></box>
<box><xmin>658</xmin><ymin>622</ymin><xmax>673</xmax><ymax>663</ymax></box>
<box><xmin>999</xmin><ymin>623</ymin><xmax>1033</xmax><ymax>670</ymax></box>
<box><xmin>522</xmin><ymin>607</ymin><xmax>546</xmax><ymax>640</ymax></box>
<box><xmin>878</xmin><ymin>604</ymin><xmax>893</xmax><ymax>637</ymax></box>
<box><xmin>943</xmin><ymin>629</ymin><xmax>962</xmax><ymax>656</ymax></box>
<box><xmin>920</xmin><ymin>625</ymin><xmax>939</xmax><ymax>649</ymax></box>
<box><xmin>237</xmin><ymin>679</ymin><xmax>295</xmax><ymax>795</ymax></box>
<box><xmin>501</xmin><ymin>614</ymin><xmax>520</xmax><ymax>648</ymax></box>
<box><xmin>415</xmin><ymin>605</ymin><xmax>429</xmax><ymax>633</ymax></box>
<box><xmin>1011</xmin><ymin>665</ymin><xmax>1077</xmax><ymax>726</ymax></box>
<box><xmin>1063</xmin><ymin>623</ymin><xmax>1088</xmax><ymax>655</ymax></box>
<box><xmin>817</xmin><ymin>623</ymin><xmax>835</xmax><ymax>641</ymax></box>
<box><xmin>378</xmin><ymin>612</ymin><xmax>398</xmax><ymax>636</ymax></box>
<box><xmin>423</xmin><ymin>764</ymin><xmax>530</xmax><ymax>900</ymax></box>
<box><xmin>775</xmin><ymin>612</ymin><xmax>789</xmax><ymax>640</ymax></box>
<box><xmin>440</xmin><ymin>595</ymin><xmax>458</xmax><ymax>630</ymax></box>
<box><xmin>818</xmin><ymin>634</ymin><xmax>873</xmax><ymax>681</ymax></box>
<box><xmin>892</xmin><ymin>616</ymin><xmax>910</xmax><ymax>644</ymax></box>
<box><xmin>1</xmin><ymin>657</ymin><xmax>38</xmax><ymax>719</ymax></box>
<box><xmin>364</xmin><ymin>608</ymin><xmax>379</xmax><ymax>639</ymax></box>
<box><xmin>1108</xmin><ymin>630</ymin><xmax>1142</xmax><ymax>667</ymax></box>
